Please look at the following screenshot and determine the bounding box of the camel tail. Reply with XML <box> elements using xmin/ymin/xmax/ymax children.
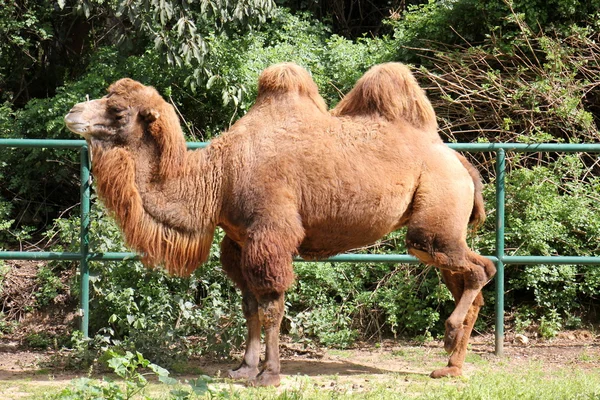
<box><xmin>332</xmin><ymin>63</ymin><xmax>437</xmax><ymax>129</ymax></box>
<box><xmin>455</xmin><ymin>152</ymin><xmax>486</xmax><ymax>229</ymax></box>
<box><xmin>257</xmin><ymin>62</ymin><xmax>327</xmax><ymax>112</ymax></box>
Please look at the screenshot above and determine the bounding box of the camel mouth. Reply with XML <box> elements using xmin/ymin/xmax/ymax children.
<box><xmin>64</xmin><ymin>115</ymin><xmax>91</xmax><ymax>137</ymax></box>
<box><xmin>64</xmin><ymin>114</ymin><xmax>116</xmax><ymax>140</ymax></box>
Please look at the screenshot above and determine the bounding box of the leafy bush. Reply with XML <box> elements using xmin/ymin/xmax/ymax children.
<box><xmin>387</xmin><ymin>0</ymin><xmax>600</xmax><ymax>61</ymax></box>
<box><xmin>48</xmin><ymin>199</ymin><xmax>246</xmax><ymax>365</ymax></box>
<box><xmin>33</xmin><ymin>265</ymin><xmax>63</xmax><ymax>308</ymax></box>
<box><xmin>417</xmin><ymin>28</ymin><xmax>599</xmax><ymax>145</ymax></box>
<box><xmin>24</xmin><ymin>332</ymin><xmax>54</xmax><ymax>349</ymax></box>
<box><xmin>288</xmin><ymin>260</ymin><xmax>454</xmax><ymax>347</ymax></box>
<box><xmin>475</xmin><ymin>155</ymin><xmax>600</xmax><ymax>333</ymax></box>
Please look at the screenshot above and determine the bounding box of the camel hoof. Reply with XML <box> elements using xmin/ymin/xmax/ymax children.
<box><xmin>227</xmin><ymin>365</ymin><xmax>259</xmax><ymax>380</ymax></box>
<box><xmin>444</xmin><ymin>326</ymin><xmax>464</xmax><ymax>354</ymax></box>
<box><xmin>430</xmin><ymin>366</ymin><xmax>462</xmax><ymax>379</ymax></box>
<box><xmin>248</xmin><ymin>370</ymin><xmax>281</xmax><ymax>387</ymax></box>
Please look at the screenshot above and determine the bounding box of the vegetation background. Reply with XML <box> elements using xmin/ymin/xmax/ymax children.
<box><xmin>0</xmin><ymin>0</ymin><xmax>599</xmax><ymax>368</ymax></box>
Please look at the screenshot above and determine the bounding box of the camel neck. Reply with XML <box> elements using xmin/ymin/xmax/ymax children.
<box><xmin>132</xmin><ymin>142</ymin><xmax>223</xmax><ymax>233</ymax></box>
<box><xmin>88</xmin><ymin>140</ymin><xmax>222</xmax><ymax>275</ymax></box>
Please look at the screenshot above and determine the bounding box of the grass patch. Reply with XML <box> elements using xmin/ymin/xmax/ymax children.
<box><xmin>391</xmin><ymin>347</ymin><xmax>426</xmax><ymax>360</ymax></box>
<box><xmin>5</xmin><ymin>361</ymin><xmax>599</xmax><ymax>399</ymax></box>
<box><xmin>328</xmin><ymin>349</ymin><xmax>353</xmax><ymax>358</ymax></box>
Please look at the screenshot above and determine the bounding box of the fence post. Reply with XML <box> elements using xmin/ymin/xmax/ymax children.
<box><xmin>495</xmin><ymin>149</ymin><xmax>506</xmax><ymax>356</ymax></box>
<box><xmin>79</xmin><ymin>146</ymin><xmax>91</xmax><ymax>338</ymax></box>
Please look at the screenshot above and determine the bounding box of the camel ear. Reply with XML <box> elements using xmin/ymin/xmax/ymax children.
<box><xmin>140</xmin><ymin>108</ymin><xmax>161</xmax><ymax>122</ymax></box>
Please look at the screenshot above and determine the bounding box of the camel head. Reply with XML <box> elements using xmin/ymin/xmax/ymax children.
<box><xmin>64</xmin><ymin>78</ymin><xmax>165</xmax><ymax>142</ymax></box>
<box><xmin>65</xmin><ymin>78</ymin><xmax>186</xmax><ymax>178</ymax></box>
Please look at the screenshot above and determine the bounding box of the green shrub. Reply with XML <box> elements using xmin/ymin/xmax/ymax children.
<box><xmin>35</xmin><ymin>265</ymin><xmax>63</xmax><ymax>308</ymax></box>
<box><xmin>476</xmin><ymin>155</ymin><xmax>600</xmax><ymax>335</ymax></box>
<box><xmin>45</xmin><ymin>350</ymin><xmax>211</xmax><ymax>400</ymax></box>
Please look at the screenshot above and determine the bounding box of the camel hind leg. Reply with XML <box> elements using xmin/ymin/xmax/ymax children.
<box><xmin>430</xmin><ymin>270</ymin><xmax>485</xmax><ymax>378</ymax></box>
<box><xmin>406</xmin><ymin>192</ymin><xmax>495</xmax><ymax>377</ymax></box>
<box><xmin>407</xmin><ymin>228</ymin><xmax>495</xmax><ymax>355</ymax></box>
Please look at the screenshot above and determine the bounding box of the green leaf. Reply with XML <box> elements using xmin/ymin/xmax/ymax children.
<box><xmin>206</xmin><ymin>75</ymin><xmax>218</xmax><ymax>89</ymax></box>
<box><xmin>159</xmin><ymin>375</ymin><xmax>179</xmax><ymax>385</ymax></box>
<box><xmin>148</xmin><ymin>363</ymin><xmax>170</xmax><ymax>377</ymax></box>
<box><xmin>107</xmin><ymin>356</ymin><xmax>129</xmax><ymax>378</ymax></box>
<box><xmin>189</xmin><ymin>376</ymin><xmax>211</xmax><ymax>395</ymax></box>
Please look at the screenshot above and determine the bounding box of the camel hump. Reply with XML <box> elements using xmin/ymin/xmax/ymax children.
<box><xmin>257</xmin><ymin>63</ymin><xmax>327</xmax><ymax>112</ymax></box>
<box><xmin>332</xmin><ymin>62</ymin><xmax>436</xmax><ymax>129</ymax></box>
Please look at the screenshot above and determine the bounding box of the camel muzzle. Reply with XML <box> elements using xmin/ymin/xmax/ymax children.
<box><xmin>64</xmin><ymin>103</ymin><xmax>92</xmax><ymax>137</ymax></box>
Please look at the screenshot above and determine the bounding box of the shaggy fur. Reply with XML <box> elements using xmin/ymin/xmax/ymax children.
<box><xmin>91</xmin><ymin>145</ymin><xmax>216</xmax><ymax>276</ymax></box>
<box><xmin>64</xmin><ymin>62</ymin><xmax>495</xmax><ymax>387</ymax></box>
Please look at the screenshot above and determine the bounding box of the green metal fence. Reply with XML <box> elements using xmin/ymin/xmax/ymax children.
<box><xmin>1</xmin><ymin>138</ymin><xmax>600</xmax><ymax>356</ymax></box>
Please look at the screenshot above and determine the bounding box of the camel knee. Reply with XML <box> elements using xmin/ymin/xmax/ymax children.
<box><xmin>241</xmin><ymin>291</ymin><xmax>259</xmax><ymax>319</ymax></box>
<box><xmin>445</xmin><ymin>314</ymin><xmax>463</xmax><ymax>333</ymax></box>
<box><xmin>464</xmin><ymin>252</ymin><xmax>496</xmax><ymax>290</ymax></box>
<box><xmin>258</xmin><ymin>293</ymin><xmax>285</xmax><ymax>329</ymax></box>
<box><xmin>467</xmin><ymin>251</ymin><xmax>496</xmax><ymax>280</ymax></box>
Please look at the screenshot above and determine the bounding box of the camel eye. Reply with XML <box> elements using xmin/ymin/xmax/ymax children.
<box><xmin>110</xmin><ymin>107</ymin><xmax>128</xmax><ymax>122</ymax></box>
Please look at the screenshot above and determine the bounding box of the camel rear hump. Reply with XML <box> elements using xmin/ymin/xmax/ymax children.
<box><xmin>332</xmin><ymin>63</ymin><xmax>437</xmax><ymax>129</ymax></box>
<box><xmin>256</xmin><ymin>62</ymin><xmax>327</xmax><ymax>112</ymax></box>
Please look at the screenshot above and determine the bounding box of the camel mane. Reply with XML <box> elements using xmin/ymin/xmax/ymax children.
<box><xmin>108</xmin><ymin>78</ymin><xmax>187</xmax><ymax>179</ymax></box>
<box><xmin>90</xmin><ymin>143</ymin><xmax>214</xmax><ymax>277</ymax></box>
<box><xmin>256</xmin><ymin>63</ymin><xmax>328</xmax><ymax>113</ymax></box>
<box><xmin>331</xmin><ymin>63</ymin><xmax>437</xmax><ymax>129</ymax></box>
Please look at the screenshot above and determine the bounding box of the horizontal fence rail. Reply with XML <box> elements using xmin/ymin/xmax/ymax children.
<box><xmin>1</xmin><ymin>139</ymin><xmax>600</xmax><ymax>354</ymax></box>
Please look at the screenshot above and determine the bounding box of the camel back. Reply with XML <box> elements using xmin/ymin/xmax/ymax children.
<box><xmin>256</xmin><ymin>63</ymin><xmax>328</xmax><ymax>113</ymax></box>
<box><xmin>332</xmin><ymin>63</ymin><xmax>436</xmax><ymax>129</ymax></box>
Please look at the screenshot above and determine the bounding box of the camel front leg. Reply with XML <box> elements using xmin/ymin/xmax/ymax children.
<box><xmin>228</xmin><ymin>290</ymin><xmax>261</xmax><ymax>380</ymax></box>
<box><xmin>220</xmin><ymin>236</ymin><xmax>261</xmax><ymax>380</ymax></box>
<box><xmin>249</xmin><ymin>292</ymin><xmax>285</xmax><ymax>387</ymax></box>
<box><xmin>431</xmin><ymin>270</ymin><xmax>484</xmax><ymax>378</ymax></box>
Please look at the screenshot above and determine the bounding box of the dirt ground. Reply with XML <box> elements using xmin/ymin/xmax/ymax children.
<box><xmin>0</xmin><ymin>330</ymin><xmax>599</xmax><ymax>394</ymax></box>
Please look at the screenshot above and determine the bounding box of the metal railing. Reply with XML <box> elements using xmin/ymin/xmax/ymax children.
<box><xmin>1</xmin><ymin>138</ymin><xmax>600</xmax><ymax>356</ymax></box>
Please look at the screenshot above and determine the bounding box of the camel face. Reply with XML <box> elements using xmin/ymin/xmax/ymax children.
<box><xmin>64</xmin><ymin>98</ymin><xmax>127</xmax><ymax>140</ymax></box>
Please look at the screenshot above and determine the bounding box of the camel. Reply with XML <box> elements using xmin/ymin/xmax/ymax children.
<box><xmin>64</xmin><ymin>62</ymin><xmax>496</xmax><ymax>387</ymax></box>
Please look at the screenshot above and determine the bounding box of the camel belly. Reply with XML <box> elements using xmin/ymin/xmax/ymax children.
<box><xmin>298</xmin><ymin>210</ymin><xmax>407</xmax><ymax>259</ymax></box>
<box><xmin>296</xmin><ymin>178</ymin><xmax>415</xmax><ymax>258</ymax></box>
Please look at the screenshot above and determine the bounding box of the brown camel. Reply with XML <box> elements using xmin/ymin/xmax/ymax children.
<box><xmin>64</xmin><ymin>62</ymin><xmax>496</xmax><ymax>387</ymax></box>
